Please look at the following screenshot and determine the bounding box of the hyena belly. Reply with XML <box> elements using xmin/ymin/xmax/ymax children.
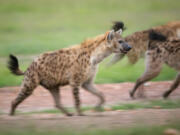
<box><xmin>35</xmin><ymin>53</ymin><xmax>72</xmax><ymax>88</ymax></box>
<box><xmin>164</xmin><ymin>52</ymin><xmax>180</xmax><ymax>71</ymax></box>
<box><xmin>39</xmin><ymin>70</ymin><xmax>70</xmax><ymax>88</ymax></box>
<box><xmin>177</xmin><ymin>28</ymin><xmax>180</xmax><ymax>37</ymax></box>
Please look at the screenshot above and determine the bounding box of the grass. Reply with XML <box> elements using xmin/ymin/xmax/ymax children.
<box><xmin>0</xmin><ymin>0</ymin><xmax>180</xmax><ymax>87</ymax></box>
<box><xmin>7</xmin><ymin>99</ymin><xmax>180</xmax><ymax>115</ymax></box>
<box><xmin>21</xmin><ymin>106</ymin><xmax>93</xmax><ymax>115</ymax></box>
<box><xmin>96</xmin><ymin>57</ymin><xmax>177</xmax><ymax>84</ymax></box>
<box><xmin>1</xmin><ymin>99</ymin><xmax>180</xmax><ymax>134</ymax></box>
<box><xmin>111</xmin><ymin>99</ymin><xmax>180</xmax><ymax>110</ymax></box>
<box><xmin>0</xmin><ymin>120</ymin><xmax>180</xmax><ymax>135</ymax></box>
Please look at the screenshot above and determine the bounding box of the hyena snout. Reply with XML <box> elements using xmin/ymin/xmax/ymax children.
<box><xmin>122</xmin><ymin>42</ymin><xmax>132</xmax><ymax>52</ymax></box>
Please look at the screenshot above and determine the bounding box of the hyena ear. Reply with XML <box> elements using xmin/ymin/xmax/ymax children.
<box><xmin>107</xmin><ymin>30</ymin><xmax>115</xmax><ymax>42</ymax></box>
<box><xmin>115</xmin><ymin>29</ymin><xmax>122</xmax><ymax>35</ymax></box>
<box><xmin>112</xmin><ymin>21</ymin><xmax>125</xmax><ymax>31</ymax></box>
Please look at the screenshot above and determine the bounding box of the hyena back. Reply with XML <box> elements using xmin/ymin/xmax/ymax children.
<box><xmin>8</xmin><ymin>22</ymin><xmax>131</xmax><ymax>116</ymax></box>
<box><xmin>110</xmin><ymin>21</ymin><xmax>180</xmax><ymax>65</ymax></box>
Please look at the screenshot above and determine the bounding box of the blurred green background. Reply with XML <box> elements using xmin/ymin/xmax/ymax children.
<box><xmin>0</xmin><ymin>0</ymin><xmax>180</xmax><ymax>87</ymax></box>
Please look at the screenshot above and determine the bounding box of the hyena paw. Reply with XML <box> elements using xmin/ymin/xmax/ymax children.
<box><xmin>78</xmin><ymin>113</ymin><xmax>86</xmax><ymax>116</ymax></box>
<box><xmin>66</xmin><ymin>113</ymin><xmax>74</xmax><ymax>116</ymax></box>
<box><xmin>163</xmin><ymin>91</ymin><xmax>170</xmax><ymax>99</ymax></box>
<box><xmin>9</xmin><ymin>110</ymin><xmax>15</xmax><ymax>116</ymax></box>
<box><xmin>129</xmin><ymin>91</ymin><xmax>135</xmax><ymax>99</ymax></box>
<box><xmin>9</xmin><ymin>112</ymin><xmax>14</xmax><ymax>116</ymax></box>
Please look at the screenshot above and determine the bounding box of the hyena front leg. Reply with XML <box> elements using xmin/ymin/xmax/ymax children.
<box><xmin>108</xmin><ymin>53</ymin><xmax>125</xmax><ymax>65</ymax></box>
<box><xmin>10</xmin><ymin>76</ymin><xmax>38</xmax><ymax>115</ymax></box>
<box><xmin>82</xmin><ymin>81</ymin><xmax>105</xmax><ymax>111</ymax></box>
<box><xmin>49</xmin><ymin>88</ymin><xmax>73</xmax><ymax>116</ymax></box>
<box><xmin>163</xmin><ymin>73</ymin><xmax>180</xmax><ymax>98</ymax></box>
<box><xmin>71</xmin><ymin>85</ymin><xmax>84</xmax><ymax>116</ymax></box>
<box><xmin>130</xmin><ymin>51</ymin><xmax>163</xmax><ymax>99</ymax></box>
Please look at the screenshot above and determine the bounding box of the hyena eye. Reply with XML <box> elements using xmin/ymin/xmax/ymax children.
<box><xmin>118</xmin><ymin>40</ymin><xmax>123</xmax><ymax>44</ymax></box>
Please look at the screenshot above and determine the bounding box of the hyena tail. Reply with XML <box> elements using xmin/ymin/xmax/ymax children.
<box><xmin>7</xmin><ymin>54</ymin><xmax>24</xmax><ymax>76</ymax></box>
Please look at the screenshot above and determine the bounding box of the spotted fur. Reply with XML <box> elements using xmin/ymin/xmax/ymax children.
<box><xmin>8</xmin><ymin>22</ymin><xmax>131</xmax><ymax>116</ymax></box>
<box><xmin>110</xmin><ymin>21</ymin><xmax>180</xmax><ymax>65</ymax></box>
<box><xmin>130</xmin><ymin>31</ymin><xmax>180</xmax><ymax>98</ymax></box>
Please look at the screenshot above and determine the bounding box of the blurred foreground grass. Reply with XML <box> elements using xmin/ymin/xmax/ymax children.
<box><xmin>1</xmin><ymin>99</ymin><xmax>180</xmax><ymax>135</ymax></box>
<box><xmin>0</xmin><ymin>120</ymin><xmax>180</xmax><ymax>135</ymax></box>
<box><xmin>0</xmin><ymin>0</ymin><xmax>180</xmax><ymax>87</ymax></box>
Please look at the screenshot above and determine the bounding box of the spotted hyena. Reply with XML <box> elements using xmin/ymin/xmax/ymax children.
<box><xmin>8</xmin><ymin>22</ymin><xmax>131</xmax><ymax>116</ymax></box>
<box><xmin>109</xmin><ymin>21</ymin><xmax>180</xmax><ymax>65</ymax></box>
<box><xmin>129</xmin><ymin>30</ymin><xmax>180</xmax><ymax>99</ymax></box>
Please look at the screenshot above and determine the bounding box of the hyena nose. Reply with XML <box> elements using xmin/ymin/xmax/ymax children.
<box><xmin>124</xmin><ymin>44</ymin><xmax>132</xmax><ymax>51</ymax></box>
<box><xmin>126</xmin><ymin>45</ymin><xmax>132</xmax><ymax>51</ymax></box>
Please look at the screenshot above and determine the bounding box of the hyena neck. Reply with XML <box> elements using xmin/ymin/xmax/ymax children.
<box><xmin>90</xmin><ymin>41</ymin><xmax>113</xmax><ymax>65</ymax></box>
<box><xmin>91</xmin><ymin>46</ymin><xmax>112</xmax><ymax>65</ymax></box>
<box><xmin>80</xmin><ymin>32</ymin><xmax>113</xmax><ymax>65</ymax></box>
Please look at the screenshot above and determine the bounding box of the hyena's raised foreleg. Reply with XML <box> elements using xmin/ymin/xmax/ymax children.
<box><xmin>49</xmin><ymin>87</ymin><xmax>73</xmax><ymax>116</ymax></box>
<box><xmin>163</xmin><ymin>72</ymin><xmax>180</xmax><ymax>98</ymax></box>
<box><xmin>108</xmin><ymin>53</ymin><xmax>125</xmax><ymax>65</ymax></box>
<box><xmin>130</xmin><ymin>51</ymin><xmax>163</xmax><ymax>98</ymax></box>
<box><xmin>10</xmin><ymin>75</ymin><xmax>38</xmax><ymax>115</ymax></box>
<box><xmin>82</xmin><ymin>79</ymin><xmax>105</xmax><ymax>110</ymax></box>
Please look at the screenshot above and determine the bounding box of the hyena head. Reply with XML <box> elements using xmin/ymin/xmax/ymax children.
<box><xmin>148</xmin><ymin>30</ymin><xmax>167</xmax><ymax>50</ymax></box>
<box><xmin>106</xmin><ymin>21</ymin><xmax>132</xmax><ymax>54</ymax></box>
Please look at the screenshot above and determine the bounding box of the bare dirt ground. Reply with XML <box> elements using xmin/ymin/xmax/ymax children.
<box><xmin>0</xmin><ymin>81</ymin><xmax>180</xmax><ymax>130</ymax></box>
<box><xmin>1</xmin><ymin>81</ymin><xmax>180</xmax><ymax>113</ymax></box>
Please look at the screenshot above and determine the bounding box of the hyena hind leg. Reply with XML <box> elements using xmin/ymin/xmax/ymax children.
<box><xmin>10</xmin><ymin>79</ymin><xmax>38</xmax><ymax>116</ymax></box>
<box><xmin>130</xmin><ymin>53</ymin><xmax>163</xmax><ymax>99</ymax></box>
<box><xmin>131</xmin><ymin>72</ymin><xmax>161</xmax><ymax>99</ymax></box>
<box><xmin>163</xmin><ymin>73</ymin><xmax>180</xmax><ymax>98</ymax></box>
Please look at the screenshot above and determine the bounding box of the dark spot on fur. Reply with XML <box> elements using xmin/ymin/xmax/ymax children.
<box><xmin>149</xmin><ymin>30</ymin><xmax>167</xmax><ymax>41</ymax></box>
<box><xmin>148</xmin><ymin>42</ymin><xmax>157</xmax><ymax>50</ymax></box>
<box><xmin>175</xmin><ymin>48</ymin><xmax>180</xmax><ymax>52</ymax></box>
<box><xmin>157</xmin><ymin>48</ymin><xmax>161</xmax><ymax>53</ymax></box>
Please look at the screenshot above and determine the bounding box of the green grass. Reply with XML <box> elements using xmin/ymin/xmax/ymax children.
<box><xmin>21</xmin><ymin>106</ymin><xmax>93</xmax><ymax>115</ymax></box>
<box><xmin>96</xmin><ymin>57</ymin><xmax>177</xmax><ymax>84</ymax></box>
<box><xmin>0</xmin><ymin>0</ymin><xmax>180</xmax><ymax>87</ymax></box>
<box><xmin>111</xmin><ymin>99</ymin><xmax>180</xmax><ymax>110</ymax></box>
<box><xmin>1</xmin><ymin>99</ymin><xmax>180</xmax><ymax>134</ymax></box>
<box><xmin>8</xmin><ymin>99</ymin><xmax>180</xmax><ymax>115</ymax></box>
<box><xmin>0</xmin><ymin>120</ymin><xmax>180</xmax><ymax>135</ymax></box>
<box><xmin>0</xmin><ymin>0</ymin><xmax>179</xmax><ymax>57</ymax></box>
